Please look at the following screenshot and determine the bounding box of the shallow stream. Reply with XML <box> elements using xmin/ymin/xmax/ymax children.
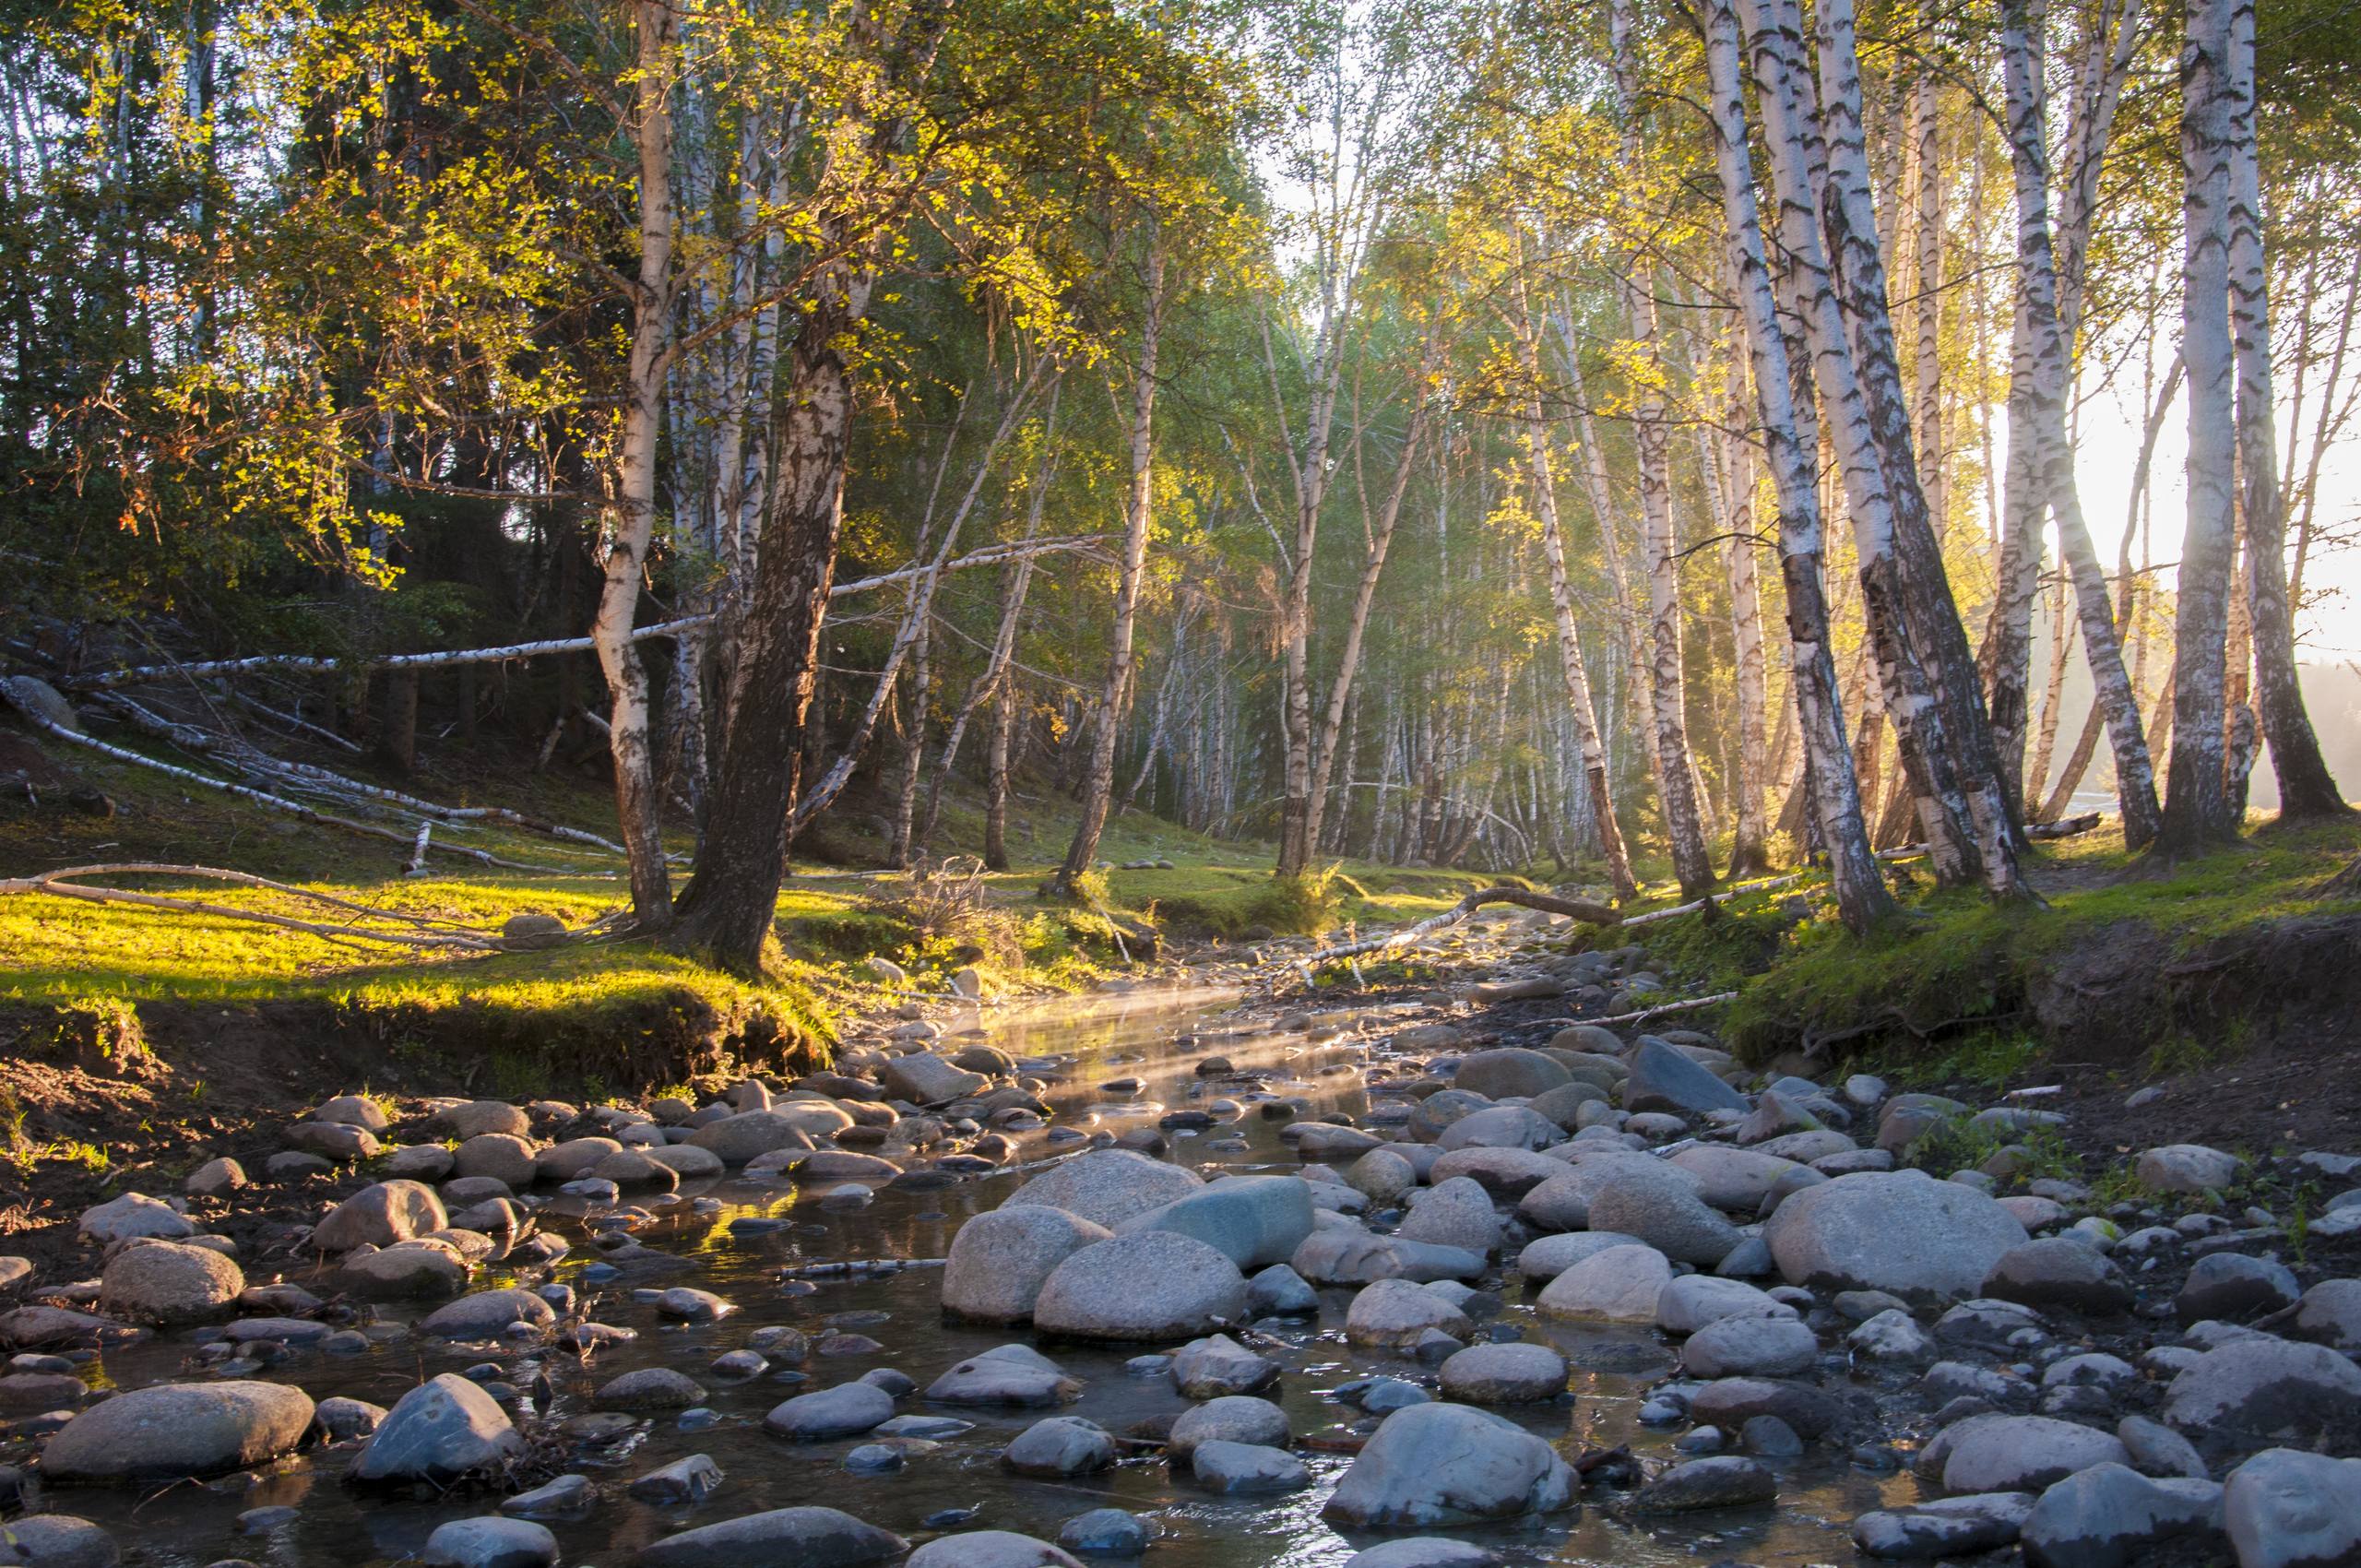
<box><xmin>70</xmin><ymin>986</ymin><xmax>1914</xmax><ymax>1566</ymax></box>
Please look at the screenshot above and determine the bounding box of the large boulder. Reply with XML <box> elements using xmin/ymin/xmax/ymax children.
<box><xmin>1452</xmin><ymin>1049</ymin><xmax>1571</xmax><ymax>1100</ymax></box>
<box><xmin>1322</xmin><ymin>1402</ymin><xmax>1576</xmax><ymax>1528</ymax></box>
<box><xmin>944</xmin><ymin>1206</ymin><xmax>1112</xmax><ymax>1324</ymax></box>
<box><xmin>2223</xmin><ymin>1448</ymin><xmax>2361</xmax><ymax>1568</ymax></box>
<box><xmin>96</xmin><ymin>1241</ymin><xmax>243</xmax><ymax>1326</ymax></box>
<box><xmin>1762</xmin><ymin>1170</ymin><xmax>2028</xmax><ymax>1301</ymax></box>
<box><xmin>2162</xmin><ymin>1337</ymin><xmax>2361</xmax><ymax>1449</ymax></box>
<box><xmin>1114</xmin><ymin>1175</ymin><xmax>1314</xmax><ymax>1269</ymax></box>
<box><xmin>879</xmin><ymin>1053</ymin><xmax>991</xmax><ymax>1107</ymax></box>
<box><xmin>351</xmin><ymin>1373</ymin><xmax>523</xmax><ymax>1483</ymax></box>
<box><xmin>1622</xmin><ymin>1039</ymin><xmax>1747</xmax><ymax>1115</ymax></box>
<box><xmin>42</xmin><ymin>1381</ymin><xmax>314</xmax><ymax>1483</ymax></box>
<box><xmin>1005</xmin><ymin>1149</ymin><xmax>1205</xmax><ymax>1228</ymax></box>
<box><xmin>313</xmin><ymin>1181</ymin><xmax>447</xmax><ymax>1252</ymax></box>
<box><xmin>634</xmin><ymin>1507</ymin><xmax>907</xmax><ymax>1568</ymax></box>
<box><xmin>1031</xmin><ymin>1232</ymin><xmax>1247</xmax><ymax>1342</ymax></box>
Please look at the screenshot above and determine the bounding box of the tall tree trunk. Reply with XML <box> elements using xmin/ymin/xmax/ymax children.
<box><xmin>1714</xmin><ymin>380</ymin><xmax>1774</xmax><ymax>877</ymax></box>
<box><xmin>2223</xmin><ymin>0</ymin><xmax>2347</xmax><ymax>818</ymax></box>
<box><xmin>1302</xmin><ymin>330</ymin><xmax>1440</xmax><ymax>857</ymax></box>
<box><xmin>1910</xmin><ymin>64</ymin><xmax>1945</xmax><ymax>537</ymax></box>
<box><xmin>592</xmin><ymin>0</ymin><xmax>678</xmax><ymax>929</ymax></box>
<box><xmin>1741</xmin><ymin>0</ymin><xmax>2001</xmax><ymax>895</ymax></box>
<box><xmin>1808</xmin><ymin>0</ymin><xmax>2027</xmax><ymax>886</ymax></box>
<box><xmin>2027</xmin><ymin>583</ymin><xmax>2074</xmax><ymax>811</ymax></box>
<box><xmin>1055</xmin><ymin>237</ymin><xmax>1165</xmax><ymax>892</ymax></box>
<box><xmin>1610</xmin><ymin>0</ymin><xmax>1714</xmax><ymax>897</ymax></box>
<box><xmin>982</xmin><ymin>672</ymin><xmax>1018</xmax><ymax>872</ymax></box>
<box><xmin>2157</xmin><ymin>0</ymin><xmax>2241</xmax><ymax>854</ymax></box>
<box><xmin>1998</xmin><ymin>0</ymin><xmax>2165</xmax><ymax>848</ymax></box>
<box><xmin>1515</xmin><ymin>270</ymin><xmax>1639</xmax><ymax>901</ymax></box>
<box><xmin>1703</xmin><ymin>0</ymin><xmax>1892</xmax><ymax>932</ymax></box>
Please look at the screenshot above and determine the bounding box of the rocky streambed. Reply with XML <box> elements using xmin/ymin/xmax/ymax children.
<box><xmin>3</xmin><ymin>914</ymin><xmax>2360</xmax><ymax>1568</ymax></box>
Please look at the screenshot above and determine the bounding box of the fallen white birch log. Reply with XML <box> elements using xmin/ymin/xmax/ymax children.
<box><xmin>63</xmin><ymin>535</ymin><xmax>1109</xmax><ymax>690</ymax></box>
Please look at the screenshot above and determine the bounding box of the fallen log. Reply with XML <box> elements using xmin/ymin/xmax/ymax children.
<box><xmin>1295</xmin><ymin>884</ymin><xmax>1625</xmax><ymax>968</ymax></box>
<box><xmin>62</xmin><ymin>535</ymin><xmax>1109</xmax><ymax>690</ymax></box>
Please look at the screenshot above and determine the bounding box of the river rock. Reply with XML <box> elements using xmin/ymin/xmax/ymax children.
<box><xmin>1342</xmin><ymin>1542</ymin><xmax>1501</xmax><ymax>1568</ymax></box>
<box><xmin>421</xmin><ymin>1517</ymin><xmax>559</xmax><ymax>1568</ymax></box>
<box><xmin>597</xmin><ymin>1368</ymin><xmax>706</xmax><ymax>1409</ymax></box>
<box><xmin>1536</xmin><ymin>1242</ymin><xmax>1672</xmax><ymax>1322</ymax></box>
<box><xmin>1634</xmin><ymin>1455</ymin><xmax>1777</xmax><ymax>1512</ymax></box>
<box><xmin>1763</xmin><ymin>1170</ymin><xmax>2028</xmax><ymax>1301</ymax></box>
<box><xmin>1515</xmin><ymin>1151</ymin><xmax>1691</xmax><ymax>1231</ymax></box>
<box><xmin>905</xmin><ymin>1533</ymin><xmax>1082</xmax><ymax>1568</ymax></box>
<box><xmin>315</xmin><ymin>1396</ymin><xmax>386</xmax><ymax>1440</ymax></box>
<box><xmin>1941</xmin><ymin>1415</ymin><xmax>2131</xmax><ymax>1493</ymax></box>
<box><xmin>1427</xmin><ymin>1146</ymin><xmax>1563</xmax><ymax>1198</ymax></box>
<box><xmin>352</xmin><ymin>1373</ymin><xmax>521</xmax><ymax>1483</ymax></box>
<box><xmin>437</xmin><ymin>1101</ymin><xmax>529</xmax><ymax>1140</ymax></box>
<box><xmin>1983</xmin><ymin>1237</ymin><xmax>2135</xmax><ymax>1314</ymax></box>
<box><xmin>1003</xmin><ymin>1416</ymin><xmax>1114</xmax><ymax>1477</ymax></box>
<box><xmin>1192</xmin><ymin>1439</ymin><xmax>1309</xmax><ymax>1494</ymax></box>
<box><xmin>1686</xmin><ymin>1377</ymin><xmax>1846</xmax><ymax>1439</ymax></box>
<box><xmin>2223</xmin><ymin>1448</ymin><xmax>2361</xmax><ymax>1568</ymax></box>
<box><xmin>2019</xmin><ymin>1462</ymin><xmax>2225</xmax><ymax>1568</ymax></box>
<box><xmin>1169</xmin><ymin>1396</ymin><xmax>1288</xmax><ymax>1458</ymax></box>
<box><xmin>1655</xmin><ymin>1275</ymin><xmax>1792</xmax><ymax>1334</ymax></box>
<box><xmin>2136</xmin><ymin>1145</ymin><xmax>2242</xmax><ymax>1195</ymax></box>
<box><xmin>925</xmin><ymin>1344</ymin><xmax>1082</xmax><ymax>1407</ymax></box>
<box><xmin>1347</xmin><ymin>1147</ymin><xmax>1418</xmax><ymax>1206</ymax></box>
<box><xmin>2291</xmin><ymin>1277</ymin><xmax>2361</xmax><ymax>1351</ymax></box>
<box><xmin>96</xmin><ymin>1240</ymin><xmax>243</xmax><ymax>1325</ymax></box>
<box><xmin>1115</xmin><ymin>1175</ymin><xmax>1314</xmax><ymax>1268</ymax></box>
<box><xmin>1437</xmin><ymin>1341</ymin><xmax>1567</xmax><ymax>1404</ymax></box>
<box><xmin>944</xmin><ymin>1206</ymin><xmax>1113</xmax><ymax>1324</ymax></box>
<box><xmin>1396</xmin><ymin>1176</ymin><xmax>1502</xmax><ymax>1255</ymax></box>
<box><xmin>1032</xmin><ymin>1231</ymin><xmax>1247</xmax><ymax>1342</ymax></box>
<box><xmin>1514</xmin><ymin>1231</ymin><xmax>1645</xmax><ymax>1281</ymax></box>
<box><xmin>1667</xmin><ymin>1146</ymin><xmax>1808</xmax><ymax>1213</ymax></box>
<box><xmin>1852</xmin><ymin>1493</ymin><xmax>2035</xmax><ymax>1558</ymax></box>
<box><xmin>1246</xmin><ymin>1263</ymin><xmax>1317</xmax><ymax>1315</ymax></box>
<box><xmin>184</xmin><ymin>1157</ymin><xmax>247</xmax><ymax>1197</ymax></box>
<box><xmin>1348</xmin><ymin>1278</ymin><xmax>1474</xmax><ymax>1349</ymax></box>
<box><xmin>285</xmin><ymin>1121</ymin><xmax>380</xmax><ymax>1160</ymax></box>
<box><xmin>1291</xmin><ymin>1229</ymin><xmax>1484</xmax><ymax>1285</ymax></box>
<box><xmin>1007</xmin><ymin>1149</ymin><xmax>1205</xmax><ymax>1227</ymax></box>
<box><xmin>1434</xmin><ymin>1106</ymin><xmax>1563</xmax><ymax>1153</ymax></box>
<box><xmin>685</xmin><ymin>1111</ymin><xmax>815</xmax><ymax>1165</ymax></box>
<box><xmin>1058</xmin><ymin>1509</ymin><xmax>1156</xmax><ymax>1556</ymax></box>
<box><xmin>1680</xmin><ymin>1315</ymin><xmax>1819</xmax><ymax>1379</ymax></box>
<box><xmin>0</xmin><ymin>1515</ymin><xmax>118</xmax><ymax>1568</ymax></box>
<box><xmin>420</xmin><ymin>1288</ymin><xmax>554</xmax><ymax>1340</ymax></box>
<box><xmin>879</xmin><ymin>1053</ymin><xmax>991</xmax><ymax>1107</ymax></box>
<box><xmin>1170</xmin><ymin>1334</ymin><xmax>1279</xmax><ymax>1396</ymax></box>
<box><xmin>1622</xmin><ymin>1039</ymin><xmax>1746</xmax><ymax>1115</ymax></box>
<box><xmin>1323</xmin><ymin>1402</ymin><xmax>1575</xmax><ymax>1528</ymax></box>
<box><xmin>1453</xmin><ymin>1049</ymin><xmax>1570</xmax><ymax>1100</ymax></box>
<box><xmin>314</xmin><ymin>1181</ymin><xmax>448</xmax><ymax>1252</ymax></box>
<box><xmin>634</xmin><ymin>1506</ymin><xmax>908</xmax><ymax>1567</ymax></box>
<box><xmin>452</xmin><ymin>1134</ymin><xmax>537</xmax><ymax>1186</ymax></box>
<box><xmin>42</xmin><ymin>1380</ymin><xmax>314</xmax><ymax>1483</ymax></box>
<box><xmin>2162</xmin><ymin>1336</ymin><xmax>2361</xmax><ymax>1448</ymax></box>
<box><xmin>2176</xmin><ymin>1253</ymin><xmax>2300</xmax><ymax>1324</ymax></box>
<box><xmin>338</xmin><ymin>1241</ymin><xmax>469</xmax><ymax>1299</ymax></box>
<box><xmin>1586</xmin><ymin>1164</ymin><xmax>1740</xmax><ymax>1266</ymax></box>
<box><xmin>765</xmin><ymin>1380</ymin><xmax>893</xmax><ymax>1440</ymax></box>
<box><xmin>77</xmin><ymin>1194</ymin><xmax>194</xmax><ymax>1245</ymax></box>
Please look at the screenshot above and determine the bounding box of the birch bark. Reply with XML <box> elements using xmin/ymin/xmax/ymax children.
<box><xmin>2156</xmin><ymin>0</ymin><xmax>2242</xmax><ymax>854</ymax></box>
<box><xmin>591</xmin><ymin>0</ymin><xmax>679</xmax><ymax>929</ymax></box>
<box><xmin>1701</xmin><ymin>0</ymin><xmax>1892</xmax><ymax>932</ymax></box>
<box><xmin>2223</xmin><ymin>0</ymin><xmax>2347</xmax><ymax>817</ymax></box>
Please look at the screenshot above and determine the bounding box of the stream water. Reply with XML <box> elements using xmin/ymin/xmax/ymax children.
<box><xmin>68</xmin><ymin>987</ymin><xmax>1916</xmax><ymax>1566</ymax></box>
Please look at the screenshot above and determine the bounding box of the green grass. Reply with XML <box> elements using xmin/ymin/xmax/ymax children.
<box><xmin>1717</xmin><ymin>816</ymin><xmax>2361</xmax><ymax>1067</ymax></box>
